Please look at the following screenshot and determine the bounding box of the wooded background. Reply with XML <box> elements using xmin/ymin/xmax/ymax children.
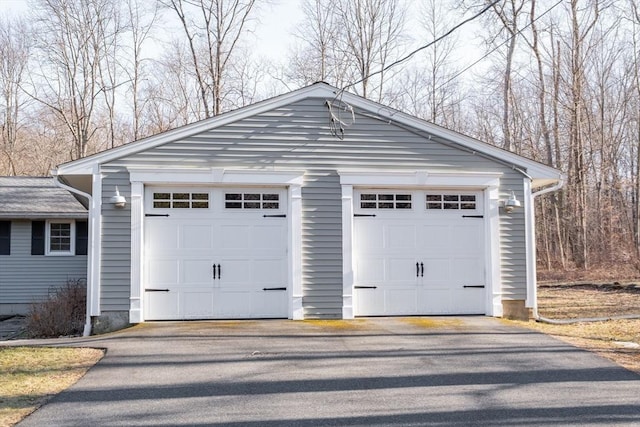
<box><xmin>1</xmin><ymin>0</ymin><xmax>639</xmax><ymax>277</ymax></box>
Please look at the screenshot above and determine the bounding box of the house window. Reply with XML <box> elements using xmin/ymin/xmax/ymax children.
<box><xmin>0</xmin><ymin>221</ymin><xmax>10</xmax><ymax>255</ymax></box>
<box><xmin>46</xmin><ymin>220</ymin><xmax>75</xmax><ymax>256</ymax></box>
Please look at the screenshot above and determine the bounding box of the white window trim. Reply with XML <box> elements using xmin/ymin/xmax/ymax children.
<box><xmin>128</xmin><ymin>167</ymin><xmax>305</xmax><ymax>323</ymax></box>
<box><xmin>339</xmin><ymin>169</ymin><xmax>502</xmax><ymax>318</ymax></box>
<box><xmin>45</xmin><ymin>219</ymin><xmax>76</xmax><ymax>256</ymax></box>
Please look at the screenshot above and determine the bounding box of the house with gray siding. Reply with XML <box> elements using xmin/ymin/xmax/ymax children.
<box><xmin>52</xmin><ymin>82</ymin><xmax>564</xmax><ymax>335</ymax></box>
<box><xmin>0</xmin><ymin>177</ymin><xmax>88</xmax><ymax>315</ymax></box>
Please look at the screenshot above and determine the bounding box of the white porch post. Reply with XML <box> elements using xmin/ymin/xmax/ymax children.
<box><xmin>290</xmin><ymin>184</ymin><xmax>304</xmax><ymax>319</ymax></box>
<box><xmin>486</xmin><ymin>186</ymin><xmax>502</xmax><ymax>317</ymax></box>
<box><xmin>129</xmin><ymin>181</ymin><xmax>144</xmax><ymax>323</ymax></box>
<box><xmin>341</xmin><ymin>184</ymin><xmax>355</xmax><ymax>319</ymax></box>
<box><xmin>523</xmin><ymin>179</ymin><xmax>537</xmax><ymax>310</ymax></box>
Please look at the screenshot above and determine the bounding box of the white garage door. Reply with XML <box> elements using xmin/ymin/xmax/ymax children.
<box><xmin>143</xmin><ymin>187</ymin><xmax>288</xmax><ymax>320</ymax></box>
<box><xmin>353</xmin><ymin>190</ymin><xmax>486</xmax><ymax>316</ymax></box>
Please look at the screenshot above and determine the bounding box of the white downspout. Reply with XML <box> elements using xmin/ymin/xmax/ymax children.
<box><xmin>52</xmin><ymin>174</ymin><xmax>94</xmax><ymax>337</ymax></box>
<box><xmin>529</xmin><ymin>177</ymin><xmax>566</xmax><ymax>320</ymax></box>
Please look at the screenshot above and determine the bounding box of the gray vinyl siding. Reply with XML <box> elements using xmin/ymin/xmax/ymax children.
<box><xmin>101</xmin><ymin>97</ymin><xmax>529</xmax><ymax>316</ymax></box>
<box><xmin>100</xmin><ymin>170</ymin><xmax>131</xmax><ymax>311</ymax></box>
<box><xmin>0</xmin><ymin>219</ymin><xmax>87</xmax><ymax>314</ymax></box>
<box><xmin>301</xmin><ymin>171</ymin><xmax>342</xmax><ymax>317</ymax></box>
<box><xmin>497</xmin><ymin>173</ymin><xmax>527</xmax><ymax>300</ymax></box>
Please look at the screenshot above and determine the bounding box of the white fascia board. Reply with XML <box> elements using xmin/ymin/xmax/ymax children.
<box><xmin>54</xmin><ymin>84</ymin><xmax>337</xmax><ymax>176</ymax></box>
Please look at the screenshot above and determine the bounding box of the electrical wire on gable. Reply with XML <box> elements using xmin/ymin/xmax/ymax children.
<box><xmin>325</xmin><ymin>98</ymin><xmax>355</xmax><ymax>140</ymax></box>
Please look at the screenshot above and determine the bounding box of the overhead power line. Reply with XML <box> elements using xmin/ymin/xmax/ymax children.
<box><xmin>436</xmin><ymin>0</ymin><xmax>564</xmax><ymax>93</ymax></box>
<box><xmin>340</xmin><ymin>0</ymin><xmax>501</xmax><ymax>93</ymax></box>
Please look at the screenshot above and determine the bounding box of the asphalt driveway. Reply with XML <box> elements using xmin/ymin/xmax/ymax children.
<box><xmin>14</xmin><ymin>317</ymin><xmax>640</xmax><ymax>426</ymax></box>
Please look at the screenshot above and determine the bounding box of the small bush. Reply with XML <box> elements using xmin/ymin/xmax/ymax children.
<box><xmin>26</xmin><ymin>279</ymin><xmax>86</xmax><ymax>338</ymax></box>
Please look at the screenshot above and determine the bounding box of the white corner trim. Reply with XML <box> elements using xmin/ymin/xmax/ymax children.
<box><xmin>90</xmin><ymin>170</ymin><xmax>102</xmax><ymax>316</ymax></box>
<box><xmin>289</xmin><ymin>184</ymin><xmax>304</xmax><ymax>320</ymax></box>
<box><xmin>129</xmin><ymin>182</ymin><xmax>144</xmax><ymax>323</ymax></box>
<box><xmin>523</xmin><ymin>179</ymin><xmax>536</xmax><ymax>309</ymax></box>
<box><xmin>486</xmin><ymin>186</ymin><xmax>503</xmax><ymax>317</ymax></box>
<box><xmin>341</xmin><ymin>184</ymin><xmax>354</xmax><ymax>319</ymax></box>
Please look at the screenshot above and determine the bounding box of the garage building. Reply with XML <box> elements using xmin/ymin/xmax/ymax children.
<box><xmin>53</xmin><ymin>82</ymin><xmax>564</xmax><ymax>334</ymax></box>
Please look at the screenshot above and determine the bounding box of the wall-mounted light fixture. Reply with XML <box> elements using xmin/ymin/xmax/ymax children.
<box><xmin>110</xmin><ymin>186</ymin><xmax>126</xmax><ymax>208</ymax></box>
<box><xmin>502</xmin><ymin>190</ymin><xmax>521</xmax><ymax>213</ymax></box>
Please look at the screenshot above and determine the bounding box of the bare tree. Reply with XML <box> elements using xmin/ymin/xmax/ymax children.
<box><xmin>0</xmin><ymin>17</ymin><xmax>31</xmax><ymax>175</ymax></box>
<box><xmin>629</xmin><ymin>0</ymin><xmax>640</xmax><ymax>260</ymax></box>
<box><xmin>30</xmin><ymin>0</ymin><xmax>122</xmax><ymax>159</ymax></box>
<box><xmin>336</xmin><ymin>0</ymin><xmax>406</xmax><ymax>101</ymax></box>
<box><xmin>161</xmin><ymin>0</ymin><xmax>259</xmax><ymax>118</ymax></box>
<box><xmin>288</xmin><ymin>0</ymin><xmax>340</xmax><ymax>85</ymax></box>
<box><xmin>394</xmin><ymin>0</ymin><xmax>463</xmax><ymax>126</ymax></box>
<box><xmin>287</xmin><ymin>0</ymin><xmax>406</xmax><ymax>101</ymax></box>
<box><xmin>482</xmin><ymin>0</ymin><xmax>527</xmax><ymax>152</ymax></box>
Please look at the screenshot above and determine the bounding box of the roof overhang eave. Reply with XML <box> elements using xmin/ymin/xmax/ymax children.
<box><xmin>0</xmin><ymin>212</ymin><xmax>88</xmax><ymax>219</ymax></box>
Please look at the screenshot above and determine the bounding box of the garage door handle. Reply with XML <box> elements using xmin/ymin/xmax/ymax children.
<box><xmin>217</xmin><ymin>264</ymin><xmax>221</xmax><ymax>279</ymax></box>
<box><xmin>420</xmin><ymin>262</ymin><xmax>424</xmax><ymax>277</ymax></box>
<box><xmin>145</xmin><ymin>288</ymin><xmax>170</xmax><ymax>292</ymax></box>
<box><xmin>354</xmin><ymin>285</ymin><xmax>377</xmax><ymax>289</ymax></box>
<box><xmin>416</xmin><ymin>262</ymin><xmax>419</xmax><ymax>277</ymax></box>
<box><xmin>263</xmin><ymin>287</ymin><xmax>287</xmax><ymax>291</ymax></box>
<box><xmin>464</xmin><ymin>285</ymin><xmax>485</xmax><ymax>288</ymax></box>
<box><xmin>212</xmin><ymin>264</ymin><xmax>217</xmax><ymax>279</ymax></box>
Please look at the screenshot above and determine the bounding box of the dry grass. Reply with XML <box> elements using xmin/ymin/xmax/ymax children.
<box><xmin>510</xmin><ymin>282</ymin><xmax>640</xmax><ymax>374</ymax></box>
<box><xmin>537</xmin><ymin>282</ymin><xmax>640</xmax><ymax>319</ymax></box>
<box><xmin>0</xmin><ymin>347</ymin><xmax>104</xmax><ymax>426</ymax></box>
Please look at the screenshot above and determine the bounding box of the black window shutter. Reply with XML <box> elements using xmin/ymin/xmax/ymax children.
<box><xmin>0</xmin><ymin>221</ymin><xmax>10</xmax><ymax>255</ymax></box>
<box><xmin>31</xmin><ymin>221</ymin><xmax>46</xmax><ymax>255</ymax></box>
<box><xmin>76</xmin><ymin>220</ymin><xmax>88</xmax><ymax>255</ymax></box>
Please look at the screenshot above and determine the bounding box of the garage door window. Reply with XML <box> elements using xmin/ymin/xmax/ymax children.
<box><xmin>153</xmin><ymin>192</ymin><xmax>209</xmax><ymax>209</ymax></box>
<box><xmin>225</xmin><ymin>193</ymin><xmax>280</xmax><ymax>209</ymax></box>
<box><xmin>426</xmin><ymin>194</ymin><xmax>476</xmax><ymax>210</ymax></box>
<box><xmin>360</xmin><ymin>193</ymin><xmax>412</xmax><ymax>209</ymax></box>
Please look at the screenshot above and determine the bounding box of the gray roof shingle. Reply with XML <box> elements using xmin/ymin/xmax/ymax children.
<box><xmin>0</xmin><ymin>177</ymin><xmax>88</xmax><ymax>219</ymax></box>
